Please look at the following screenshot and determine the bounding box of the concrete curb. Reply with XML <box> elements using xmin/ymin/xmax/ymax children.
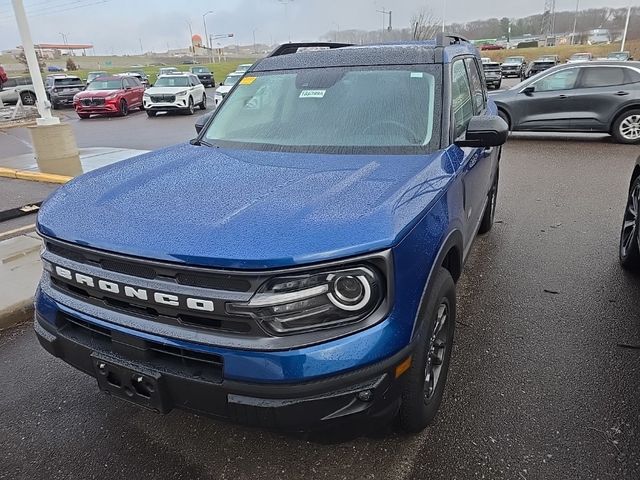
<box><xmin>0</xmin><ymin>167</ymin><xmax>71</xmax><ymax>184</ymax></box>
<box><xmin>0</xmin><ymin>300</ymin><xmax>33</xmax><ymax>331</ymax></box>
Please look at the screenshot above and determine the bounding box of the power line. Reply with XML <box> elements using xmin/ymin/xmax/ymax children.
<box><xmin>0</xmin><ymin>0</ymin><xmax>109</xmax><ymax>22</ymax></box>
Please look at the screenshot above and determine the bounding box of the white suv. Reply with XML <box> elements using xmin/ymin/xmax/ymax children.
<box><xmin>143</xmin><ymin>73</ymin><xmax>206</xmax><ymax>117</ymax></box>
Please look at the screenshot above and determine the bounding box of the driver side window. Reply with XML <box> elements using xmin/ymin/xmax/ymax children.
<box><xmin>533</xmin><ymin>68</ymin><xmax>579</xmax><ymax>92</ymax></box>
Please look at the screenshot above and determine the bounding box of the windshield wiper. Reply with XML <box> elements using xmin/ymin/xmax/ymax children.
<box><xmin>190</xmin><ymin>138</ymin><xmax>218</xmax><ymax>148</ymax></box>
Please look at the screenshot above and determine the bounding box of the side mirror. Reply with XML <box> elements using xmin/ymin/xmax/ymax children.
<box><xmin>195</xmin><ymin>112</ymin><xmax>213</xmax><ymax>134</ymax></box>
<box><xmin>522</xmin><ymin>85</ymin><xmax>535</xmax><ymax>96</ymax></box>
<box><xmin>455</xmin><ymin>115</ymin><xmax>509</xmax><ymax>148</ymax></box>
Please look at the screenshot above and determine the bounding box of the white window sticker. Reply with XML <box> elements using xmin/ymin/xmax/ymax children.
<box><xmin>299</xmin><ymin>89</ymin><xmax>326</xmax><ymax>99</ymax></box>
<box><xmin>410</xmin><ymin>72</ymin><xmax>424</xmax><ymax>78</ymax></box>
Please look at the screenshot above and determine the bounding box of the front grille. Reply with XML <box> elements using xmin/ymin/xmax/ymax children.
<box><xmin>59</xmin><ymin>313</ymin><xmax>224</xmax><ymax>383</ymax></box>
<box><xmin>46</xmin><ymin>242</ymin><xmax>252</xmax><ymax>292</ymax></box>
<box><xmin>150</xmin><ymin>94</ymin><xmax>175</xmax><ymax>103</ymax></box>
<box><xmin>81</xmin><ymin>98</ymin><xmax>105</xmax><ymax>106</ymax></box>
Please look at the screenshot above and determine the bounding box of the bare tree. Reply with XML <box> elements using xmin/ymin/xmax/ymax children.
<box><xmin>411</xmin><ymin>9</ymin><xmax>441</xmax><ymax>41</ymax></box>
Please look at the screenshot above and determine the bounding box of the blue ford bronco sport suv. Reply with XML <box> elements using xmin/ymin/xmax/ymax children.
<box><xmin>34</xmin><ymin>36</ymin><xmax>508</xmax><ymax>433</ymax></box>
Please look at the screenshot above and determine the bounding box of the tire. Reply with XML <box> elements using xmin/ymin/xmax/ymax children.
<box><xmin>399</xmin><ymin>268</ymin><xmax>456</xmax><ymax>433</ymax></box>
<box><xmin>119</xmin><ymin>99</ymin><xmax>129</xmax><ymax>117</ymax></box>
<box><xmin>50</xmin><ymin>100</ymin><xmax>58</xmax><ymax>110</ymax></box>
<box><xmin>184</xmin><ymin>97</ymin><xmax>195</xmax><ymax>115</ymax></box>
<box><xmin>199</xmin><ymin>94</ymin><xmax>207</xmax><ymax>110</ymax></box>
<box><xmin>77</xmin><ymin>113</ymin><xmax>90</xmax><ymax>119</ymax></box>
<box><xmin>20</xmin><ymin>91</ymin><xmax>36</xmax><ymax>106</ymax></box>
<box><xmin>146</xmin><ymin>110</ymin><xmax>157</xmax><ymax>117</ymax></box>
<box><xmin>478</xmin><ymin>167</ymin><xmax>500</xmax><ymax>235</ymax></box>
<box><xmin>620</xmin><ymin>176</ymin><xmax>640</xmax><ymax>271</ymax></box>
<box><xmin>612</xmin><ymin>109</ymin><xmax>640</xmax><ymax>144</ymax></box>
<box><xmin>498</xmin><ymin>109</ymin><xmax>511</xmax><ymax>131</ymax></box>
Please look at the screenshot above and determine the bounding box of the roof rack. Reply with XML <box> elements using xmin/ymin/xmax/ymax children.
<box><xmin>436</xmin><ymin>33</ymin><xmax>472</xmax><ymax>46</ymax></box>
<box><xmin>266</xmin><ymin>42</ymin><xmax>353</xmax><ymax>58</ymax></box>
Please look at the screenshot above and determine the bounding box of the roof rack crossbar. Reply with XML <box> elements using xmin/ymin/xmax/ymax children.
<box><xmin>266</xmin><ymin>42</ymin><xmax>353</xmax><ymax>58</ymax></box>
<box><xmin>436</xmin><ymin>33</ymin><xmax>472</xmax><ymax>47</ymax></box>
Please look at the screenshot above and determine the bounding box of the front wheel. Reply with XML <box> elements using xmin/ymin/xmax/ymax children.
<box><xmin>77</xmin><ymin>113</ymin><xmax>90</xmax><ymax>119</ymax></box>
<box><xmin>146</xmin><ymin>110</ymin><xmax>157</xmax><ymax>117</ymax></box>
<box><xmin>620</xmin><ymin>176</ymin><xmax>640</xmax><ymax>271</ymax></box>
<box><xmin>199</xmin><ymin>94</ymin><xmax>207</xmax><ymax>110</ymax></box>
<box><xmin>184</xmin><ymin>97</ymin><xmax>195</xmax><ymax>115</ymax></box>
<box><xmin>399</xmin><ymin>268</ymin><xmax>456</xmax><ymax>433</ymax></box>
<box><xmin>612</xmin><ymin>110</ymin><xmax>640</xmax><ymax>144</ymax></box>
<box><xmin>119</xmin><ymin>99</ymin><xmax>129</xmax><ymax>117</ymax></box>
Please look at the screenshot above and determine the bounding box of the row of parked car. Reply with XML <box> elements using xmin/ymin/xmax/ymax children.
<box><xmin>480</xmin><ymin>50</ymin><xmax>635</xmax><ymax>89</ymax></box>
<box><xmin>0</xmin><ymin>63</ymin><xmax>255</xmax><ymax>119</ymax></box>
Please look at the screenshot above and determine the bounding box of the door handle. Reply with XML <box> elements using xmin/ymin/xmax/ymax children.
<box><xmin>614</xmin><ymin>91</ymin><xmax>630</xmax><ymax>96</ymax></box>
<box><xmin>558</xmin><ymin>94</ymin><xmax>569</xmax><ymax>99</ymax></box>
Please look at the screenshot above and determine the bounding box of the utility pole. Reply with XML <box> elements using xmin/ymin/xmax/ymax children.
<box><xmin>442</xmin><ymin>0</ymin><xmax>446</xmax><ymax>33</ymax></box>
<box><xmin>278</xmin><ymin>0</ymin><xmax>294</xmax><ymax>43</ymax></box>
<box><xmin>186</xmin><ymin>21</ymin><xmax>194</xmax><ymax>59</ymax></box>
<box><xmin>621</xmin><ymin>5</ymin><xmax>632</xmax><ymax>52</ymax></box>
<box><xmin>376</xmin><ymin>8</ymin><xmax>392</xmax><ymax>40</ymax></box>
<box><xmin>253</xmin><ymin>29</ymin><xmax>257</xmax><ymax>54</ymax></box>
<box><xmin>571</xmin><ymin>0</ymin><xmax>579</xmax><ymax>45</ymax></box>
<box><xmin>139</xmin><ymin>38</ymin><xmax>143</xmax><ymax>55</ymax></box>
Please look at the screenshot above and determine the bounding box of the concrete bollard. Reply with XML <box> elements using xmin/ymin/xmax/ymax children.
<box><xmin>28</xmin><ymin>123</ymin><xmax>82</xmax><ymax>177</ymax></box>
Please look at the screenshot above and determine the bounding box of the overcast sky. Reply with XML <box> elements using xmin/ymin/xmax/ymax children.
<box><xmin>0</xmin><ymin>0</ymin><xmax>635</xmax><ymax>54</ymax></box>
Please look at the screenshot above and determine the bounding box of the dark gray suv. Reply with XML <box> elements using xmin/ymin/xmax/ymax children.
<box><xmin>491</xmin><ymin>61</ymin><xmax>640</xmax><ymax>144</ymax></box>
<box><xmin>45</xmin><ymin>75</ymin><xmax>85</xmax><ymax>109</ymax></box>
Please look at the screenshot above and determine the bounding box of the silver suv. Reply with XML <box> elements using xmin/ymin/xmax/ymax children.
<box><xmin>0</xmin><ymin>76</ymin><xmax>36</xmax><ymax>105</ymax></box>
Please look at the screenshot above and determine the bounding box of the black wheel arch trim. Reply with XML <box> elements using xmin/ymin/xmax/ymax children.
<box><xmin>609</xmin><ymin>103</ymin><xmax>640</xmax><ymax>132</ymax></box>
<box><xmin>409</xmin><ymin>229</ymin><xmax>464</xmax><ymax>340</ymax></box>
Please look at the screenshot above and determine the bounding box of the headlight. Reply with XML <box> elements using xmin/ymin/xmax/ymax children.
<box><xmin>176</xmin><ymin>90</ymin><xmax>188</xmax><ymax>96</ymax></box>
<box><xmin>228</xmin><ymin>266</ymin><xmax>384</xmax><ymax>335</ymax></box>
<box><xmin>143</xmin><ymin>93</ymin><xmax>150</xmax><ymax>98</ymax></box>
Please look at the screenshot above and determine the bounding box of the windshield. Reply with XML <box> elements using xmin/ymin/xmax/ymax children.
<box><xmin>571</xmin><ymin>54</ymin><xmax>590</xmax><ymax>60</ymax></box>
<box><xmin>505</xmin><ymin>57</ymin><xmax>523</xmax><ymax>64</ymax></box>
<box><xmin>223</xmin><ymin>74</ymin><xmax>242</xmax><ymax>86</ymax></box>
<box><xmin>192</xmin><ymin>67</ymin><xmax>210</xmax><ymax>73</ymax></box>
<box><xmin>160</xmin><ymin>68</ymin><xmax>178</xmax><ymax>74</ymax></box>
<box><xmin>154</xmin><ymin>76</ymin><xmax>189</xmax><ymax>87</ymax></box>
<box><xmin>54</xmin><ymin>78</ymin><xmax>82</xmax><ymax>86</ymax></box>
<box><xmin>608</xmin><ymin>53</ymin><xmax>627</xmax><ymax>60</ymax></box>
<box><xmin>532</xmin><ymin>62</ymin><xmax>555</xmax><ymax>68</ymax></box>
<box><xmin>205</xmin><ymin>66</ymin><xmax>441</xmax><ymax>154</ymax></box>
<box><xmin>87</xmin><ymin>80</ymin><xmax>122</xmax><ymax>90</ymax></box>
<box><xmin>484</xmin><ymin>64</ymin><xmax>501</xmax><ymax>71</ymax></box>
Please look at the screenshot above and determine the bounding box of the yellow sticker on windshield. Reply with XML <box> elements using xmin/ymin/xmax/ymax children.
<box><xmin>240</xmin><ymin>76</ymin><xmax>257</xmax><ymax>85</ymax></box>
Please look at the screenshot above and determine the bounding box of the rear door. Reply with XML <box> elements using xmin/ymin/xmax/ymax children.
<box><xmin>571</xmin><ymin>66</ymin><xmax>640</xmax><ymax>131</ymax></box>
<box><xmin>514</xmin><ymin>67</ymin><xmax>580</xmax><ymax>131</ymax></box>
<box><xmin>0</xmin><ymin>78</ymin><xmax>18</xmax><ymax>103</ymax></box>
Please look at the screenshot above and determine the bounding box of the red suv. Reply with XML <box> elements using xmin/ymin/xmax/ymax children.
<box><xmin>74</xmin><ymin>75</ymin><xmax>144</xmax><ymax>118</ymax></box>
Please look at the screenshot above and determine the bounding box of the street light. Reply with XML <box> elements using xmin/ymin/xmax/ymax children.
<box><xmin>203</xmin><ymin>11</ymin><xmax>214</xmax><ymax>63</ymax></box>
<box><xmin>186</xmin><ymin>20</ymin><xmax>194</xmax><ymax>59</ymax></box>
<box><xmin>621</xmin><ymin>5</ymin><xmax>632</xmax><ymax>52</ymax></box>
<box><xmin>253</xmin><ymin>28</ymin><xmax>258</xmax><ymax>54</ymax></box>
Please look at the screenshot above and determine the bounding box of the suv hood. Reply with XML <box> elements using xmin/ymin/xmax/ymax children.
<box><xmin>146</xmin><ymin>86</ymin><xmax>188</xmax><ymax>95</ymax></box>
<box><xmin>37</xmin><ymin>144</ymin><xmax>454</xmax><ymax>269</ymax></box>
<box><xmin>75</xmin><ymin>90</ymin><xmax>119</xmax><ymax>98</ymax></box>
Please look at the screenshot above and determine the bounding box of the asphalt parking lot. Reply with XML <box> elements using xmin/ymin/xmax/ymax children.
<box><xmin>1</xmin><ymin>80</ymin><xmax>639</xmax><ymax>479</ymax></box>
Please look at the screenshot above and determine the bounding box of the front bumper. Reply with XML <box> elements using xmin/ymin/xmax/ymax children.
<box><xmin>74</xmin><ymin>103</ymin><xmax>118</xmax><ymax>114</ymax></box>
<box><xmin>34</xmin><ymin>311</ymin><xmax>409</xmax><ymax>431</ymax></box>
<box><xmin>51</xmin><ymin>95</ymin><xmax>76</xmax><ymax>105</ymax></box>
<box><xmin>143</xmin><ymin>98</ymin><xmax>190</xmax><ymax>111</ymax></box>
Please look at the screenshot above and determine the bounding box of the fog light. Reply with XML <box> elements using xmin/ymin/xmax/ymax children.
<box><xmin>357</xmin><ymin>390</ymin><xmax>374</xmax><ymax>402</ymax></box>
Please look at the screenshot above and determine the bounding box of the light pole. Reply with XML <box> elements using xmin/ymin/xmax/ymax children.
<box><xmin>253</xmin><ymin>28</ymin><xmax>258</xmax><ymax>53</ymax></box>
<box><xmin>376</xmin><ymin>8</ymin><xmax>392</xmax><ymax>40</ymax></box>
<box><xmin>621</xmin><ymin>5</ymin><xmax>632</xmax><ymax>52</ymax></box>
<box><xmin>11</xmin><ymin>0</ymin><xmax>82</xmax><ymax>177</ymax></box>
<box><xmin>203</xmin><ymin>11</ymin><xmax>214</xmax><ymax>49</ymax></box>
<box><xmin>442</xmin><ymin>0</ymin><xmax>446</xmax><ymax>33</ymax></box>
<box><xmin>278</xmin><ymin>0</ymin><xmax>294</xmax><ymax>43</ymax></box>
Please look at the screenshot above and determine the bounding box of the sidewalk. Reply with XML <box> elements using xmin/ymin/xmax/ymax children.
<box><xmin>0</xmin><ymin>147</ymin><xmax>149</xmax><ymax>182</ymax></box>
<box><xmin>0</xmin><ymin>233</ymin><xmax>41</xmax><ymax>330</ymax></box>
